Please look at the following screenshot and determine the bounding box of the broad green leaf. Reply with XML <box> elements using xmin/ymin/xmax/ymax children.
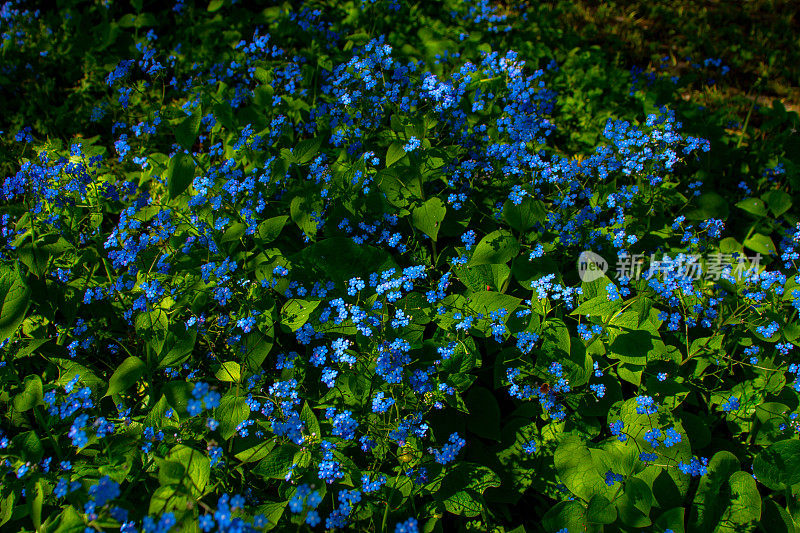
<box><xmin>235</xmin><ymin>439</ymin><xmax>276</xmax><ymax>464</ymax></box>
<box><xmin>435</xmin><ymin>463</ymin><xmax>500</xmax><ymax>517</ymax></box>
<box><xmin>554</xmin><ymin>435</ymin><xmax>610</xmax><ymax>501</ymax></box>
<box><xmin>162</xmin><ymin>380</ymin><xmax>193</xmax><ymax>417</ymax></box>
<box><xmin>717</xmin><ymin>471</ymin><xmax>761</xmax><ymax>530</ymax></box>
<box><xmin>13</xmin><ymin>430</ymin><xmax>44</xmax><ymax>462</ymax></box>
<box><xmin>215</xmin><ymin>361</ymin><xmax>241</xmax><ymax>382</ymax></box>
<box><xmin>470</xmin><ymin>230</ymin><xmax>519</xmax><ymax>266</ymax></box>
<box><xmin>376</xmin><ymin>169</ymin><xmax>421</xmax><ymax>207</ymax></box>
<box><xmin>743</xmin><ymin>233</ymin><xmax>776</xmax><ymax>255</ymax></box>
<box><xmin>616</xmin><ymin>477</ymin><xmax>653</xmax><ymax>527</ymax></box>
<box><xmin>167</xmin><ymin>151</ymin><xmax>195</xmax><ymax>199</ymax></box>
<box><xmin>254</xmin><ymin>443</ymin><xmax>299</xmax><ymax>479</ymax></box>
<box><xmin>243</xmin><ymin>328</ymin><xmax>274</xmax><ymax>370</ymax></box>
<box><xmin>136</xmin><ymin>307</ymin><xmax>169</xmax><ymax>354</ymax></box>
<box><xmin>290</xmin><ymin>195</ymin><xmax>322</xmax><ymax>238</ymax></box>
<box><xmin>571</xmin><ymin>295</ymin><xmax>622</xmax><ymax>319</ymax></box>
<box><xmin>0</xmin><ymin>489</ymin><xmax>12</xmax><ymax>527</ymax></box>
<box><xmin>0</xmin><ymin>265</ymin><xmax>31</xmax><ymax>343</ymax></box>
<box><xmin>221</xmin><ymin>221</ymin><xmax>247</xmax><ymax>243</ymax></box>
<box><xmin>174</xmin><ymin>111</ymin><xmax>201</xmax><ymax>150</ymax></box>
<box><xmin>105</xmin><ymin>356</ymin><xmax>146</xmax><ymax>397</ymax></box>
<box><xmin>293</xmin><ymin>137</ymin><xmax>324</xmax><ymax>164</ymax></box>
<box><xmin>689</xmin><ymin>450</ymin><xmax>740</xmax><ymax>531</ymax></box>
<box><xmin>27</xmin><ymin>480</ymin><xmax>43</xmax><ymax>531</ymax></box>
<box><xmin>12</xmin><ymin>375</ymin><xmax>42</xmax><ymax>412</ymax></box>
<box><xmin>412</xmin><ymin>197</ymin><xmax>446</xmax><ymax>242</ymax></box>
<box><xmin>466</xmin><ymin>290</ymin><xmax>522</xmax><ymax>318</ymax></box>
<box><xmin>586</xmin><ymin>494</ymin><xmax>617</xmax><ymax>524</ymax></box>
<box><xmin>541</xmin><ymin>500</ymin><xmax>591</xmax><ymax>532</ymax></box>
<box><xmin>158</xmin><ymin>325</ymin><xmax>196</xmax><ymax>368</ymax></box>
<box><xmin>280</xmin><ymin>299</ymin><xmax>320</xmax><ymax>331</ymax></box>
<box><xmin>217</xmin><ymin>394</ymin><xmax>250</xmax><ymax>439</ymax></box>
<box><xmin>735</xmin><ymin>198</ymin><xmax>767</xmax><ymax>217</ymax></box>
<box><xmin>503</xmin><ymin>197</ymin><xmax>546</xmax><ymax>232</ymax></box>
<box><xmin>300</xmin><ymin>402</ymin><xmax>320</xmax><ymax>438</ymax></box>
<box><xmin>257</xmin><ymin>215</ymin><xmax>289</xmax><ymax>244</ymax></box>
<box><xmin>166</xmin><ymin>444</ymin><xmax>210</xmax><ymax>496</ymax></box>
<box><xmin>762</xmin><ymin>190</ymin><xmax>792</xmax><ymax>217</ymax></box>
<box><xmin>753</xmin><ymin>440</ymin><xmax>800</xmax><ymax>490</ymax></box>
<box><xmin>760</xmin><ymin>499</ymin><xmax>795</xmax><ymax>533</ymax></box>
<box><xmin>253</xmin><ymin>501</ymin><xmax>287</xmax><ymax>531</ymax></box>
<box><xmin>653</xmin><ymin>507</ymin><xmax>685</xmax><ymax>533</ymax></box>
<box><xmin>386</xmin><ymin>142</ymin><xmax>406</xmax><ymax>167</ymax></box>
<box><xmin>207</xmin><ymin>0</ymin><xmax>224</xmax><ymax>11</ymax></box>
<box><xmin>49</xmin><ymin>506</ymin><xmax>85</xmax><ymax>532</ymax></box>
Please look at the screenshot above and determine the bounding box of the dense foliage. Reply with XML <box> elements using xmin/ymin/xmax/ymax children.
<box><xmin>1</xmin><ymin>1</ymin><xmax>800</xmax><ymax>532</ymax></box>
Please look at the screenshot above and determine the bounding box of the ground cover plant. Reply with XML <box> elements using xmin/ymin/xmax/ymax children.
<box><xmin>1</xmin><ymin>0</ymin><xmax>800</xmax><ymax>531</ymax></box>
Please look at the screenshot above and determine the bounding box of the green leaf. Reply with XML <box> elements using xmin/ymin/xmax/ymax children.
<box><xmin>554</xmin><ymin>435</ymin><xmax>609</xmax><ymax>501</ymax></box>
<box><xmin>13</xmin><ymin>430</ymin><xmax>43</xmax><ymax>461</ymax></box>
<box><xmin>0</xmin><ymin>265</ymin><xmax>31</xmax><ymax>343</ymax></box>
<box><xmin>435</xmin><ymin>463</ymin><xmax>500</xmax><ymax>517</ymax></box>
<box><xmin>158</xmin><ymin>325</ymin><xmax>196</xmax><ymax>368</ymax></box>
<box><xmin>753</xmin><ymin>440</ymin><xmax>800</xmax><ymax>490</ymax></box>
<box><xmin>257</xmin><ymin>215</ymin><xmax>289</xmax><ymax>244</ymax></box>
<box><xmin>207</xmin><ymin>0</ymin><xmax>224</xmax><ymax>11</ymax></box>
<box><xmin>412</xmin><ymin>197</ymin><xmax>446</xmax><ymax>242</ymax></box>
<box><xmin>135</xmin><ymin>307</ymin><xmax>169</xmax><ymax>354</ymax></box>
<box><xmin>254</xmin><ymin>443</ymin><xmax>299</xmax><ymax>479</ymax></box>
<box><xmin>300</xmin><ymin>403</ymin><xmax>320</xmax><ymax>438</ymax></box>
<box><xmin>12</xmin><ymin>375</ymin><xmax>42</xmax><ymax>412</ymax></box>
<box><xmin>50</xmin><ymin>506</ymin><xmax>85</xmax><ymax>532</ymax></box>
<box><xmin>763</xmin><ymin>190</ymin><xmax>793</xmax><ymax>217</ymax></box>
<box><xmin>174</xmin><ymin>111</ymin><xmax>201</xmax><ymax>150</ymax></box>
<box><xmin>503</xmin><ymin>197</ymin><xmax>546</xmax><ymax>232</ymax></box>
<box><xmin>213</xmin><ymin>102</ymin><xmax>235</xmax><ymax>130</ymax></box>
<box><xmin>290</xmin><ymin>195</ymin><xmax>322</xmax><ymax>238</ymax></box>
<box><xmin>689</xmin><ymin>450</ymin><xmax>740</xmax><ymax>531</ymax></box>
<box><xmin>718</xmin><ymin>471</ymin><xmax>761</xmax><ymax>529</ymax></box>
<box><xmin>376</xmin><ymin>169</ymin><xmax>421</xmax><ymax>207</ymax></box>
<box><xmin>167</xmin><ymin>151</ymin><xmax>195</xmax><ymax>199</ymax></box>
<box><xmin>293</xmin><ymin>137</ymin><xmax>324</xmax><ymax>165</ymax></box>
<box><xmin>542</xmin><ymin>500</ymin><xmax>590</xmax><ymax>532</ymax></box>
<box><xmin>466</xmin><ymin>290</ymin><xmax>522</xmax><ymax>318</ymax></box>
<box><xmin>242</xmin><ymin>328</ymin><xmax>274</xmax><ymax>370</ymax></box>
<box><xmin>0</xmin><ymin>489</ymin><xmax>13</xmax><ymax>527</ymax></box>
<box><xmin>760</xmin><ymin>499</ymin><xmax>795</xmax><ymax>533</ymax></box>
<box><xmin>571</xmin><ymin>295</ymin><xmax>622</xmax><ymax>319</ymax></box>
<box><xmin>736</xmin><ymin>198</ymin><xmax>768</xmax><ymax>217</ymax></box>
<box><xmin>616</xmin><ymin>477</ymin><xmax>653</xmax><ymax>527</ymax></box>
<box><xmin>221</xmin><ymin>222</ymin><xmax>246</xmax><ymax>243</ymax></box>
<box><xmin>166</xmin><ymin>444</ymin><xmax>210</xmax><ymax>496</ymax></box>
<box><xmin>27</xmin><ymin>480</ymin><xmax>43</xmax><ymax>531</ymax></box>
<box><xmin>469</xmin><ymin>230</ymin><xmax>519</xmax><ymax>266</ymax></box>
<box><xmin>744</xmin><ymin>233</ymin><xmax>776</xmax><ymax>256</ymax></box>
<box><xmin>217</xmin><ymin>394</ymin><xmax>251</xmax><ymax>440</ymax></box>
<box><xmin>280</xmin><ymin>299</ymin><xmax>320</xmax><ymax>331</ymax></box>
<box><xmin>386</xmin><ymin>142</ymin><xmax>406</xmax><ymax>167</ymax></box>
<box><xmin>162</xmin><ymin>380</ymin><xmax>193</xmax><ymax>417</ymax></box>
<box><xmin>586</xmin><ymin>494</ymin><xmax>617</xmax><ymax>524</ymax></box>
<box><xmin>653</xmin><ymin>507</ymin><xmax>685</xmax><ymax>533</ymax></box>
<box><xmin>105</xmin><ymin>356</ymin><xmax>147</xmax><ymax>397</ymax></box>
<box><xmin>253</xmin><ymin>501</ymin><xmax>287</xmax><ymax>531</ymax></box>
<box><xmin>215</xmin><ymin>361</ymin><xmax>241</xmax><ymax>382</ymax></box>
<box><xmin>235</xmin><ymin>440</ymin><xmax>276</xmax><ymax>464</ymax></box>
